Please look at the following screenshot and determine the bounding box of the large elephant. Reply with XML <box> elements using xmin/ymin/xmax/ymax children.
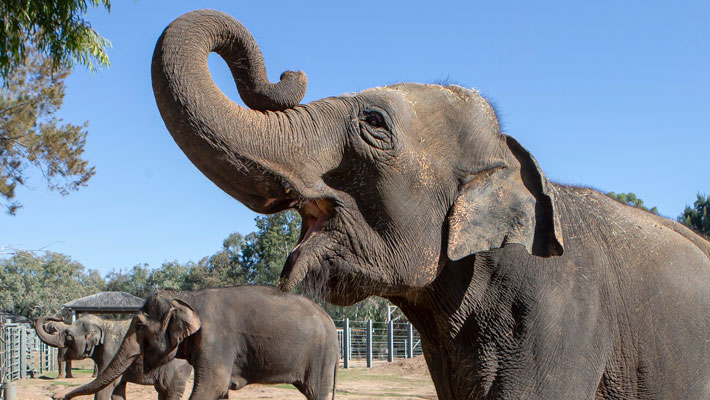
<box><xmin>148</xmin><ymin>9</ymin><xmax>710</xmax><ymax>399</ymax></box>
<box><xmin>38</xmin><ymin>319</ymin><xmax>74</xmax><ymax>378</ymax></box>
<box><xmin>35</xmin><ymin>315</ymin><xmax>191</xmax><ymax>400</ymax></box>
<box><xmin>53</xmin><ymin>286</ymin><xmax>339</xmax><ymax>400</ymax></box>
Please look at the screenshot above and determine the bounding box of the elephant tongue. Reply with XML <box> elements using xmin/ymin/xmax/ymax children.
<box><xmin>279</xmin><ymin>199</ymin><xmax>330</xmax><ymax>291</ymax></box>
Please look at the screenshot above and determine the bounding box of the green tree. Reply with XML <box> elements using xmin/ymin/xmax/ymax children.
<box><xmin>1</xmin><ymin>48</ymin><xmax>95</xmax><ymax>214</ymax></box>
<box><xmin>318</xmin><ymin>297</ymin><xmax>391</xmax><ymax>322</ymax></box>
<box><xmin>241</xmin><ymin>210</ymin><xmax>301</xmax><ymax>285</ymax></box>
<box><xmin>606</xmin><ymin>192</ymin><xmax>659</xmax><ymax>215</ymax></box>
<box><xmin>0</xmin><ymin>0</ymin><xmax>111</xmax><ymax>81</ymax></box>
<box><xmin>146</xmin><ymin>260</ymin><xmax>192</xmax><ymax>292</ymax></box>
<box><xmin>0</xmin><ymin>250</ymin><xmax>104</xmax><ymax>318</ymax></box>
<box><xmin>104</xmin><ymin>263</ymin><xmax>150</xmax><ymax>298</ymax></box>
<box><xmin>186</xmin><ymin>232</ymin><xmax>247</xmax><ymax>290</ymax></box>
<box><xmin>678</xmin><ymin>193</ymin><xmax>710</xmax><ymax>238</ymax></box>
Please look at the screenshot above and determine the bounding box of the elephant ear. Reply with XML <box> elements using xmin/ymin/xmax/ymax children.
<box><xmin>86</xmin><ymin>326</ymin><xmax>104</xmax><ymax>348</ymax></box>
<box><xmin>447</xmin><ymin>135</ymin><xmax>564</xmax><ymax>260</ymax></box>
<box><xmin>163</xmin><ymin>299</ymin><xmax>200</xmax><ymax>349</ymax></box>
<box><xmin>85</xmin><ymin>326</ymin><xmax>103</xmax><ymax>357</ymax></box>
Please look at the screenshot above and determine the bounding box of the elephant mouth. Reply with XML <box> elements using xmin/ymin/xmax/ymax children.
<box><xmin>279</xmin><ymin>198</ymin><xmax>334</xmax><ymax>291</ymax></box>
<box><xmin>84</xmin><ymin>342</ymin><xmax>97</xmax><ymax>358</ymax></box>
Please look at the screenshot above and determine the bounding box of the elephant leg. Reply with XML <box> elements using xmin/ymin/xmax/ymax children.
<box><xmin>296</xmin><ymin>381</ymin><xmax>331</xmax><ymax>400</ymax></box>
<box><xmin>57</xmin><ymin>359</ymin><xmax>65</xmax><ymax>378</ymax></box>
<box><xmin>189</xmin><ymin>365</ymin><xmax>231</xmax><ymax>400</ymax></box>
<box><xmin>65</xmin><ymin>359</ymin><xmax>73</xmax><ymax>378</ymax></box>
<box><xmin>110</xmin><ymin>381</ymin><xmax>126</xmax><ymax>400</ymax></box>
<box><xmin>300</xmin><ymin>358</ymin><xmax>337</xmax><ymax>400</ymax></box>
<box><xmin>157</xmin><ymin>377</ymin><xmax>189</xmax><ymax>400</ymax></box>
<box><xmin>92</xmin><ymin>363</ymin><xmax>98</xmax><ymax>377</ymax></box>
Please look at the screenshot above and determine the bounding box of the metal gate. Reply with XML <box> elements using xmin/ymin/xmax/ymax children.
<box><xmin>1</xmin><ymin>320</ymin><xmax>56</xmax><ymax>399</ymax></box>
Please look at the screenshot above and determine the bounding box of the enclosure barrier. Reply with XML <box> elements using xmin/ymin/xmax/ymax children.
<box><xmin>336</xmin><ymin>319</ymin><xmax>423</xmax><ymax>368</ymax></box>
<box><xmin>1</xmin><ymin>320</ymin><xmax>56</xmax><ymax>400</ymax></box>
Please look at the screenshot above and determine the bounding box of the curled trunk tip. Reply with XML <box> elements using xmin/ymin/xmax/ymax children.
<box><xmin>34</xmin><ymin>317</ymin><xmax>66</xmax><ymax>348</ymax></box>
<box><xmin>155</xmin><ymin>9</ymin><xmax>307</xmax><ymax>111</ymax></box>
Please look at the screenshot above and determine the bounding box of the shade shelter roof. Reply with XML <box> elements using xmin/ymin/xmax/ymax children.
<box><xmin>63</xmin><ymin>291</ymin><xmax>145</xmax><ymax>314</ymax></box>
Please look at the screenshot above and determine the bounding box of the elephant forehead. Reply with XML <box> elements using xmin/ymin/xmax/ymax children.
<box><xmin>359</xmin><ymin>83</ymin><xmax>498</xmax><ymax>125</ymax></box>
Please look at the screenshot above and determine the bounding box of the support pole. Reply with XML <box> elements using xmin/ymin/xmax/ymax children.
<box><xmin>19</xmin><ymin>328</ymin><xmax>27</xmax><ymax>379</ymax></box>
<box><xmin>366</xmin><ymin>320</ymin><xmax>373</xmax><ymax>368</ymax></box>
<box><xmin>387</xmin><ymin>321</ymin><xmax>394</xmax><ymax>362</ymax></box>
<box><xmin>343</xmin><ymin>318</ymin><xmax>350</xmax><ymax>369</ymax></box>
<box><xmin>407</xmin><ymin>322</ymin><xmax>414</xmax><ymax>358</ymax></box>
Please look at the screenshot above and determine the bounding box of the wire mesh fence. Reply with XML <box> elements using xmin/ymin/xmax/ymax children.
<box><xmin>1</xmin><ymin>319</ymin><xmax>56</xmax><ymax>399</ymax></box>
<box><xmin>335</xmin><ymin>319</ymin><xmax>423</xmax><ymax>368</ymax></box>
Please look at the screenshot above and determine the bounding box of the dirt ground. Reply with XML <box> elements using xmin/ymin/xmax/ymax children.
<box><xmin>13</xmin><ymin>357</ymin><xmax>436</xmax><ymax>399</ymax></box>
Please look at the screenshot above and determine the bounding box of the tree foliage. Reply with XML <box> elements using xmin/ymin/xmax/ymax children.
<box><xmin>188</xmin><ymin>232</ymin><xmax>247</xmax><ymax>289</ymax></box>
<box><xmin>104</xmin><ymin>264</ymin><xmax>150</xmax><ymax>298</ymax></box>
<box><xmin>0</xmin><ymin>0</ymin><xmax>111</xmax><ymax>82</ymax></box>
<box><xmin>606</xmin><ymin>192</ymin><xmax>659</xmax><ymax>215</ymax></box>
<box><xmin>0</xmin><ymin>48</ymin><xmax>95</xmax><ymax>214</ymax></box>
<box><xmin>7</xmin><ymin>210</ymin><xmax>393</xmax><ymax>322</ymax></box>
<box><xmin>241</xmin><ymin>210</ymin><xmax>301</xmax><ymax>285</ymax></box>
<box><xmin>678</xmin><ymin>193</ymin><xmax>710</xmax><ymax>238</ymax></box>
<box><xmin>0</xmin><ymin>250</ymin><xmax>104</xmax><ymax>318</ymax></box>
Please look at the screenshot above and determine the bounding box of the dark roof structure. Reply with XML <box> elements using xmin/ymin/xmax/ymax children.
<box><xmin>63</xmin><ymin>291</ymin><xmax>145</xmax><ymax>314</ymax></box>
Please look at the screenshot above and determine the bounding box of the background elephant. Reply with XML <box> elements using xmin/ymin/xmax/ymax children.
<box><xmin>54</xmin><ymin>285</ymin><xmax>339</xmax><ymax>400</ymax></box>
<box><xmin>40</xmin><ymin>319</ymin><xmax>74</xmax><ymax>378</ymax></box>
<box><xmin>35</xmin><ymin>314</ymin><xmax>191</xmax><ymax>400</ymax></box>
<box><xmin>148</xmin><ymin>10</ymin><xmax>710</xmax><ymax>399</ymax></box>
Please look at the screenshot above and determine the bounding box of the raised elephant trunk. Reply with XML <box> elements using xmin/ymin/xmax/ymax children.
<box><xmin>62</xmin><ymin>322</ymin><xmax>141</xmax><ymax>400</ymax></box>
<box><xmin>152</xmin><ymin>9</ymin><xmax>346</xmax><ymax>214</ymax></box>
<box><xmin>34</xmin><ymin>317</ymin><xmax>67</xmax><ymax>348</ymax></box>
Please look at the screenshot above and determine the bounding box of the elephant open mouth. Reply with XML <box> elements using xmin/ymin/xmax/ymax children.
<box><xmin>279</xmin><ymin>198</ymin><xmax>334</xmax><ymax>291</ymax></box>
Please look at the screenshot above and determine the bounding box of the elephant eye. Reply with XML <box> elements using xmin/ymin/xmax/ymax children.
<box><xmin>357</xmin><ymin>108</ymin><xmax>395</xmax><ymax>151</ymax></box>
<box><xmin>65</xmin><ymin>334</ymin><xmax>73</xmax><ymax>342</ymax></box>
<box><xmin>363</xmin><ymin>111</ymin><xmax>386</xmax><ymax>129</ymax></box>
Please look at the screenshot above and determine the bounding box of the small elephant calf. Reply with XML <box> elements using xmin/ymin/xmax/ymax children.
<box><xmin>54</xmin><ymin>285</ymin><xmax>339</xmax><ymax>400</ymax></box>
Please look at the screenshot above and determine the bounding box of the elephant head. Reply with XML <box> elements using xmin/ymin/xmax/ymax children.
<box><xmin>34</xmin><ymin>316</ymin><xmax>104</xmax><ymax>360</ymax></box>
<box><xmin>152</xmin><ymin>10</ymin><xmax>564</xmax><ymax>305</ymax></box>
<box><xmin>59</xmin><ymin>294</ymin><xmax>199</xmax><ymax>399</ymax></box>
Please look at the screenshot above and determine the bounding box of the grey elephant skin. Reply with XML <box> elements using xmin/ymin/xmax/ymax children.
<box><xmin>55</xmin><ymin>286</ymin><xmax>339</xmax><ymax>400</ymax></box>
<box><xmin>149</xmin><ymin>9</ymin><xmax>710</xmax><ymax>399</ymax></box>
<box><xmin>36</xmin><ymin>315</ymin><xmax>191</xmax><ymax>400</ymax></box>
<box><xmin>39</xmin><ymin>319</ymin><xmax>74</xmax><ymax>378</ymax></box>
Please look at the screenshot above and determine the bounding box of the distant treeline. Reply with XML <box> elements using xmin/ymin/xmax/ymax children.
<box><xmin>0</xmin><ymin>210</ymin><xmax>389</xmax><ymax>322</ymax></box>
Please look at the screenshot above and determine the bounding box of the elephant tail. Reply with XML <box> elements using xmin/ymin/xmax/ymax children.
<box><xmin>332</xmin><ymin>356</ymin><xmax>338</xmax><ymax>400</ymax></box>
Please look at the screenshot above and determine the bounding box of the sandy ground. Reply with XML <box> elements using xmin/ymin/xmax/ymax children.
<box><xmin>12</xmin><ymin>357</ymin><xmax>436</xmax><ymax>399</ymax></box>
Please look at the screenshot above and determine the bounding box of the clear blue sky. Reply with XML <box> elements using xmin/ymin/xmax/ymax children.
<box><xmin>2</xmin><ymin>1</ymin><xmax>708</xmax><ymax>276</ymax></box>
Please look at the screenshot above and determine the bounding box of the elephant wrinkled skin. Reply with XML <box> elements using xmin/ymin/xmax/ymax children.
<box><xmin>54</xmin><ymin>286</ymin><xmax>339</xmax><ymax>400</ymax></box>
<box><xmin>149</xmin><ymin>9</ymin><xmax>710</xmax><ymax>399</ymax></box>
<box><xmin>36</xmin><ymin>315</ymin><xmax>191</xmax><ymax>400</ymax></box>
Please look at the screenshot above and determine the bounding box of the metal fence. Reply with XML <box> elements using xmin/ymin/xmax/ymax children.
<box><xmin>336</xmin><ymin>319</ymin><xmax>423</xmax><ymax>368</ymax></box>
<box><xmin>1</xmin><ymin>320</ymin><xmax>56</xmax><ymax>399</ymax></box>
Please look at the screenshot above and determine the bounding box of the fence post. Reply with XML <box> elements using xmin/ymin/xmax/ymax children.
<box><xmin>407</xmin><ymin>323</ymin><xmax>414</xmax><ymax>358</ymax></box>
<box><xmin>19</xmin><ymin>327</ymin><xmax>27</xmax><ymax>379</ymax></box>
<box><xmin>47</xmin><ymin>343</ymin><xmax>54</xmax><ymax>374</ymax></box>
<box><xmin>343</xmin><ymin>318</ymin><xmax>350</xmax><ymax>369</ymax></box>
<box><xmin>387</xmin><ymin>321</ymin><xmax>394</xmax><ymax>362</ymax></box>
<box><xmin>39</xmin><ymin>341</ymin><xmax>44</xmax><ymax>375</ymax></box>
<box><xmin>366</xmin><ymin>320</ymin><xmax>372</xmax><ymax>368</ymax></box>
